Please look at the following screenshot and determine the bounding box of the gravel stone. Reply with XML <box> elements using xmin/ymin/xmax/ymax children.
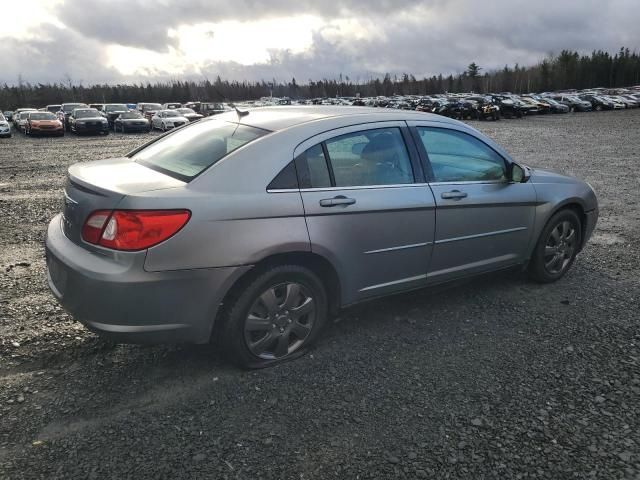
<box><xmin>1</xmin><ymin>111</ymin><xmax>639</xmax><ymax>479</ymax></box>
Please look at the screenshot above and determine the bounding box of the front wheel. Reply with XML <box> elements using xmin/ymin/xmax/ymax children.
<box><xmin>528</xmin><ymin>209</ymin><xmax>582</xmax><ymax>283</ymax></box>
<box><xmin>219</xmin><ymin>265</ymin><xmax>328</xmax><ymax>368</ymax></box>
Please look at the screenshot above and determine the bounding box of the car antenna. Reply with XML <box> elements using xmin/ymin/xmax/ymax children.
<box><xmin>229</xmin><ymin>102</ymin><xmax>249</xmax><ymax>119</ymax></box>
<box><xmin>207</xmin><ymin>81</ymin><xmax>249</xmax><ymax>119</ymax></box>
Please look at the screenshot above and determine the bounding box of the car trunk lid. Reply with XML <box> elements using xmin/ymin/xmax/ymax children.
<box><xmin>62</xmin><ymin>158</ymin><xmax>184</xmax><ymax>245</ymax></box>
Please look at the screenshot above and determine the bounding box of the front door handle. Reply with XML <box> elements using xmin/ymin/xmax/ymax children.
<box><xmin>319</xmin><ymin>195</ymin><xmax>356</xmax><ymax>207</ymax></box>
<box><xmin>441</xmin><ymin>190</ymin><xmax>468</xmax><ymax>200</ymax></box>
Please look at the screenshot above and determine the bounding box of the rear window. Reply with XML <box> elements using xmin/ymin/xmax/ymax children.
<box><xmin>132</xmin><ymin>120</ymin><xmax>269</xmax><ymax>181</ymax></box>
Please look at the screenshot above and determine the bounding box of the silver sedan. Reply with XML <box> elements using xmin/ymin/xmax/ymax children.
<box><xmin>45</xmin><ymin>107</ymin><xmax>598</xmax><ymax>367</ymax></box>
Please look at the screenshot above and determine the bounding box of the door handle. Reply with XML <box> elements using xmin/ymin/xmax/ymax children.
<box><xmin>319</xmin><ymin>195</ymin><xmax>356</xmax><ymax>207</ymax></box>
<box><xmin>441</xmin><ymin>190</ymin><xmax>468</xmax><ymax>200</ymax></box>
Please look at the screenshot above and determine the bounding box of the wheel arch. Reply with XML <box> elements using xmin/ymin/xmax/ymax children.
<box><xmin>549</xmin><ymin>200</ymin><xmax>588</xmax><ymax>250</ymax></box>
<box><xmin>211</xmin><ymin>250</ymin><xmax>342</xmax><ymax>341</ymax></box>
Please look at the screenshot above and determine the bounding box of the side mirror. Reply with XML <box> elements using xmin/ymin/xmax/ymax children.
<box><xmin>510</xmin><ymin>163</ymin><xmax>530</xmax><ymax>183</ymax></box>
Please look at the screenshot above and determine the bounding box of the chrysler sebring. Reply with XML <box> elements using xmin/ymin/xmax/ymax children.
<box><xmin>45</xmin><ymin>107</ymin><xmax>598</xmax><ymax>367</ymax></box>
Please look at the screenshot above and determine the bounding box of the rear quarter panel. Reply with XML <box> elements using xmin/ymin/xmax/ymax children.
<box><xmin>138</xmin><ymin>128</ymin><xmax>311</xmax><ymax>272</ymax></box>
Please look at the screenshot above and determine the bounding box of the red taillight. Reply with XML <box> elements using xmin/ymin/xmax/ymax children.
<box><xmin>81</xmin><ymin>210</ymin><xmax>190</xmax><ymax>251</ymax></box>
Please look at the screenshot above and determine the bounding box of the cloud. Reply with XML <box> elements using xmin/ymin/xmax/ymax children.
<box><xmin>0</xmin><ymin>0</ymin><xmax>638</xmax><ymax>85</ymax></box>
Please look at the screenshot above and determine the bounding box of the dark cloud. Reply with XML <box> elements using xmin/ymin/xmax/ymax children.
<box><xmin>2</xmin><ymin>0</ymin><xmax>639</xmax><ymax>85</ymax></box>
<box><xmin>0</xmin><ymin>24</ymin><xmax>121</xmax><ymax>85</ymax></box>
<box><xmin>54</xmin><ymin>0</ymin><xmax>419</xmax><ymax>51</ymax></box>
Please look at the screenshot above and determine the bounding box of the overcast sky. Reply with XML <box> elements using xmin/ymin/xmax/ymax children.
<box><xmin>1</xmin><ymin>0</ymin><xmax>639</xmax><ymax>85</ymax></box>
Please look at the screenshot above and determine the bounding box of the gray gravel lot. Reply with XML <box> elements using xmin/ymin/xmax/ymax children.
<box><xmin>1</xmin><ymin>111</ymin><xmax>639</xmax><ymax>479</ymax></box>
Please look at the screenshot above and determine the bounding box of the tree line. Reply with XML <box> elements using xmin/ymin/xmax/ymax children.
<box><xmin>1</xmin><ymin>48</ymin><xmax>639</xmax><ymax>110</ymax></box>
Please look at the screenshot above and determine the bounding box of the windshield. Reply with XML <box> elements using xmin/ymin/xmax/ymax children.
<box><xmin>29</xmin><ymin>112</ymin><xmax>57</xmax><ymax>120</ymax></box>
<box><xmin>105</xmin><ymin>104</ymin><xmax>128</xmax><ymax>112</ymax></box>
<box><xmin>0</xmin><ymin>114</ymin><xmax>5</xmax><ymax>122</ymax></box>
<box><xmin>143</xmin><ymin>104</ymin><xmax>162</xmax><ymax>110</ymax></box>
<box><xmin>177</xmin><ymin>108</ymin><xmax>196</xmax><ymax>114</ymax></box>
<box><xmin>163</xmin><ymin>111</ymin><xmax>180</xmax><ymax>117</ymax></box>
<box><xmin>63</xmin><ymin>104</ymin><xmax>87</xmax><ymax>112</ymax></box>
<box><xmin>133</xmin><ymin>120</ymin><xmax>269</xmax><ymax>181</ymax></box>
<box><xmin>120</xmin><ymin>112</ymin><xmax>142</xmax><ymax>119</ymax></box>
<box><xmin>75</xmin><ymin>109</ymin><xmax>100</xmax><ymax>118</ymax></box>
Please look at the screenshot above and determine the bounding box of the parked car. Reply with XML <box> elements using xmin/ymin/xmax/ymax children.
<box><xmin>25</xmin><ymin>112</ymin><xmax>64</xmax><ymax>136</ymax></box>
<box><xmin>103</xmin><ymin>104</ymin><xmax>130</xmax><ymax>126</ymax></box>
<box><xmin>621</xmin><ymin>95</ymin><xmax>640</xmax><ymax>107</ymax></box>
<box><xmin>113</xmin><ymin>111</ymin><xmax>151</xmax><ymax>133</ymax></box>
<box><xmin>16</xmin><ymin>110</ymin><xmax>38</xmax><ymax>132</ymax></box>
<box><xmin>465</xmin><ymin>96</ymin><xmax>501</xmax><ymax>120</ymax></box>
<box><xmin>535</xmin><ymin>97</ymin><xmax>569</xmax><ymax>113</ymax></box>
<box><xmin>0</xmin><ymin>113</ymin><xmax>11</xmax><ymax>138</ymax></box>
<box><xmin>45</xmin><ymin>107</ymin><xmax>598</xmax><ymax>368</ymax></box>
<box><xmin>89</xmin><ymin>104</ymin><xmax>105</xmax><ymax>112</ymax></box>
<box><xmin>609</xmin><ymin>95</ymin><xmax>637</xmax><ymax>108</ymax></box>
<box><xmin>545</xmin><ymin>95</ymin><xmax>592</xmax><ymax>112</ymax></box>
<box><xmin>45</xmin><ymin>104</ymin><xmax>62</xmax><ymax>114</ymax></box>
<box><xmin>162</xmin><ymin>103</ymin><xmax>182</xmax><ymax>110</ymax></box>
<box><xmin>137</xmin><ymin>103</ymin><xmax>163</xmax><ymax>120</ymax></box>
<box><xmin>151</xmin><ymin>109</ymin><xmax>190</xmax><ymax>131</ymax></box>
<box><xmin>579</xmin><ymin>94</ymin><xmax>614</xmax><ymax>111</ymax></box>
<box><xmin>490</xmin><ymin>96</ymin><xmax>525</xmax><ymax>118</ymax></box>
<box><xmin>12</xmin><ymin>108</ymin><xmax>38</xmax><ymax>127</ymax></box>
<box><xmin>69</xmin><ymin>108</ymin><xmax>109</xmax><ymax>135</ymax></box>
<box><xmin>58</xmin><ymin>103</ymin><xmax>89</xmax><ymax>131</ymax></box>
<box><xmin>199</xmin><ymin>102</ymin><xmax>231</xmax><ymax>116</ymax></box>
<box><xmin>174</xmin><ymin>108</ymin><xmax>204</xmax><ymax>122</ymax></box>
<box><xmin>3</xmin><ymin>111</ymin><xmax>14</xmax><ymax>122</ymax></box>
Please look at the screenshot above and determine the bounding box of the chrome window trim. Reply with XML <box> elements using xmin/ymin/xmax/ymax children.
<box><xmin>268</xmin><ymin>183</ymin><xmax>431</xmax><ymax>193</ymax></box>
<box><xmin>429</xmin><ymin>180</ymin><xmax>509</xmax><ymax>186</ymax></box>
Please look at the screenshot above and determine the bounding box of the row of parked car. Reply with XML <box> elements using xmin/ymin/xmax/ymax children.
<box><xmin>296</xmin><ymin>87</ymin><xmax>640</xmax><ymax>121</ymax></box>
<box><xmin>0</xmin><ymin>102</ymin><xmax>208</xmax><ymax>137</ymax></box>
<box><xmin>1</xmin><ymin>88</ymin><xmax>639</xmax><ymax>139</ymax></box>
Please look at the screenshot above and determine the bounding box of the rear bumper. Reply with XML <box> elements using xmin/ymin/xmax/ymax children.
<box><xmin>45</xmin><ymin>214</ymin><xmax>251</xmax><ymax>344</ymax></box>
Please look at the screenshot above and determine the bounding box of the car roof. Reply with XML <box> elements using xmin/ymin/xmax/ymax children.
<box><xmin>213</xmin><ymin>106</ymin><xmax>458</xmax><ymax>132</ymax></box>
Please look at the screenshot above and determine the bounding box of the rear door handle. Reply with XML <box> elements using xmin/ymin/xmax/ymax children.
<box><xmin>319</xmin><ymin>195</ymin><xmax>356</xmax><ymax>207</ymax></box>
<box><xmin>441</xmin><ymin>190</ymin><xmax>468</xmax><ymax>200</ymax></box>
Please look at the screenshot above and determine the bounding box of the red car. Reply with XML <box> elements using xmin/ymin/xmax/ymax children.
<box><xmin>25</xmin><ymin>112</ymin><xmax>64</xmax><ymax>136</ymax></box>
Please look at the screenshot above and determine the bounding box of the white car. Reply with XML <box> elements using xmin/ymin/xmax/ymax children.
<box><xmin>17</xmin><ymin>111</ymin><xmax>38</xmax><ymax>132</ymax></box>
<box><xmin>151</xmin><ymin>110</ymin><xmax>190</xmax><ymax>131</ymax></box>
<box><xmin>0</xmin><ymin>113</ymin><xmax>11</xmax><ymax>138</ymax></box>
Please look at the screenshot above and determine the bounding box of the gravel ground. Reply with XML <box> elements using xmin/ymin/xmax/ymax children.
<box><xmin>0</xmin><ymin>111</ymin><xmax>639</xmax><ymax>479</ymax></box>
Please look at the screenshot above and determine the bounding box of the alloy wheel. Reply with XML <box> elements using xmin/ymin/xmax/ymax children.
<box><xmin>544</xmin><ymin>220</ymin><xmax>577</xmax><ymax>275</ymax></box>
<box><xmin>243</xmin><ymin>282</ymin><xmax>315</xmax><ymax>360</ymax></box>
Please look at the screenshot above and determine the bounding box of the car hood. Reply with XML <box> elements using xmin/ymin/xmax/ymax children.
<box><xmin>31</xmin><ymin>120</ymin><xmax>61</xmax><ymax>125</ymax></box>
<box><xmin>76</xmin><ymin>116</ymin><xmax>105</xmax><ymax>121</ymax></box>
<box><xmin>162</xmin><ymin>116</ymin><xmax>189</xmax><ymax>121</ymax></box>
<box><xmin>529</xmin><ymin>167</ymin><xmax>581</xmax><ymax>185</ymax></box>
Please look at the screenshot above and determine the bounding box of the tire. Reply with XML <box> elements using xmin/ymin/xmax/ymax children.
<box><xmin>528</xmin><ymin>209</ymin><xmax>582</xmax><ymax>283</ymax></box>
<box><xmin>219</xmin><ymin>264</ymin><xmax>328</xmax><ymax>369</ymax></box>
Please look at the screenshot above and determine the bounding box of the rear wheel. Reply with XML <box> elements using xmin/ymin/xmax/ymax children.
<box><xmin>219</xmin><ymin>265</ymin><xmax>328</xmax><ymax>368</ymax></box>
<box><xmin>528</xmin><ymin>209</ymin><xmax>582</xmax><ymax>283</ymax></box>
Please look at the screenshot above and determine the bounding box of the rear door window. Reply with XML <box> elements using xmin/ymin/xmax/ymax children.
<box><xmin>325</xmin><ymin>128</ymin><xmax>414</xmax><ymax>187</ymax></box>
